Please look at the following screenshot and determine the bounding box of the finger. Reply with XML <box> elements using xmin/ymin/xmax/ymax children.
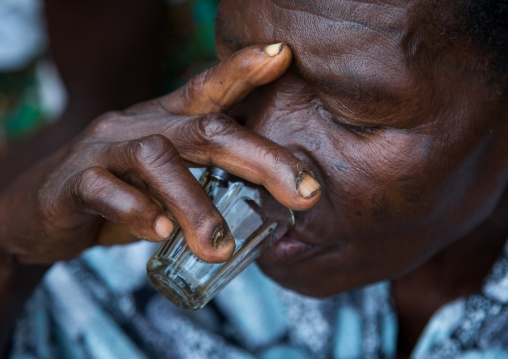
<box><xmin>160</xmin><ymin>43</ymin><xmax>292</xmax><ymax>115</ymax></box>
<box><xmin>104</xmin><ymin>134</ymin><xmax>236</xmax><ymax>263</ymax></box>
<box><xmin>96</xmin><ymin>221</ymin><xmax>139</xmax><ymax>246</ymax></box>
<box><xmin>169</xmin><ymin>113</ymin><xmax>322</xmax><ymax>211</ymax></box>
<box><xmin>71</xmin><ymin>166</ymin><xmax>175</xmax><ymax>243</ymax></box>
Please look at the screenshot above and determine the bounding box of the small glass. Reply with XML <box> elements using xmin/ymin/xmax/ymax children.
<box><xmin>146</xmin><ymin>167</ymin><xmax>294</xmax><ymax>310</ymax></box>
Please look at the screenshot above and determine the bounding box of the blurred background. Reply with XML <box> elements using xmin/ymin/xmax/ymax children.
<box><xmin>0</xmin><ymin>0</ymin><xmax>219</xmax><ymax>182</ymax></box>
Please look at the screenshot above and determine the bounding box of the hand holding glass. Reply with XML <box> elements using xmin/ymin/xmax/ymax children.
<box><xmin>146</xmin><ymin>167</ymin><xmax>294</xmax><ymax>310</ymax></box>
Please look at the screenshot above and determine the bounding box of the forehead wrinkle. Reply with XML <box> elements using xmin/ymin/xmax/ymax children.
<box><xmin>216</xmin><ymin>0</ymin><xmax>416</xmax><ymax>103</ymax></box>
<box><xmin>270</xmin><ymin>0</ymin><xmax>411</xmax><ymax>39</ymax></box>
<box><xmin>287</xmin><ymin>26</ymin><xmax>409</xmax><ymax>103</ymax></box>
<box><xmin>264</xmin><ymin>0</ymin><xmax>415</xmax><ymax>100</ymax></box>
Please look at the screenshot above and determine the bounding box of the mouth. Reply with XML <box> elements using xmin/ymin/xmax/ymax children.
<box><xmin>257</xmin><ymin>233</ymin><xmax>323</xmax><ymax>266</ymax></box>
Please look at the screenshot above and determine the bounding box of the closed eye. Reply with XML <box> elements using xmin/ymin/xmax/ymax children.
<box><xmin>317</xmin><ymin>103</ymin><xmax>381</xmax><ymax>134</ymax></box>
<box><xmin>339</xmin><ymin>123</ymin><xmax>381</xmax><ymax>134</ymax></box>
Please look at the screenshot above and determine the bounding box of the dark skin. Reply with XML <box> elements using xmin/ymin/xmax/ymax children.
<box><xmin>0</xmin><ymin>0</ymin><xmax>167</xmax><ymax>352</ymax></box>
<box><xmin>0</xmin><ymin>43</ymin><xmax>320</xmax><ymax>353</ymax></box>
<box><xmin>1</xmin><ymin>0</ymin><xmax>508</xmax><ymax>357</ymax></box>
<box><xmin>1</xmin><ymin>44</ymin><xmax>318</xmax><ymax>264</ymax></box>
<box><xmin>215</xmin><ymin>0</ymin><xmax>508</xmax><ymax>355</ymax></box>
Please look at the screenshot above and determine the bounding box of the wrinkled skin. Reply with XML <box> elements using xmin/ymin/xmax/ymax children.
<box><xmin>0</xmin><ymin>45</ymin><xmax>322</xmax><ymax>266</ymax></box>
<box><xmin>213</xmin><ymin>2</ymin><xmax>508</xmax><ymax>350</ymax></box>
<box><xmin>0</xmin><ymin>45</ymin><xmax>322</xmax><ymax>352</ymax></box>
<box><xmin>214</xmin><ymin>0</ymin><xmax>508</xmax><ymax>299</ymax></box>
<box><xmin>1</xmin><ymin>0</ymin><xmax>508</xmax><ymax>355</ymax></box>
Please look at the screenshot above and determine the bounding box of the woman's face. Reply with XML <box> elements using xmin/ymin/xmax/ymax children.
<box><xmin>216</xmin><ymin>0</ymin><xmax>508</xmax><ymax>297</ymax></box>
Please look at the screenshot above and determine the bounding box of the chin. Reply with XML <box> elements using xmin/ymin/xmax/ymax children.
<box><xmin>255</xmin><ymin>261</ymin><xmax>345</xmax><ymax>298</ymax></box>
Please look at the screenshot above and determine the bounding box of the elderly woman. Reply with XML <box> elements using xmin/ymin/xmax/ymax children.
<box><xmin>1</xmin><ymin>0</ymin><xmax>507</xmax><ymax>358</ymax></box>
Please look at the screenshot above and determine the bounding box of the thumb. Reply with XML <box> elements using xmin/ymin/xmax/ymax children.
<box><xmin>159</xmin><ymin>43</ymin><xmax>292</xmax><ymax>116</ymax></box>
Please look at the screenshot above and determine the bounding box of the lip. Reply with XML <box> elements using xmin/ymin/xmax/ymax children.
<box><xmin>257</xmin><ymin>234</ymin><xmax>322</xmax><ymax>265</ymax></box>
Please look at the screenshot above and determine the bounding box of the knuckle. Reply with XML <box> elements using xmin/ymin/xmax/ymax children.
<box><xmin>74</xmin><ymin>167</ymin><xmax>109</xmax><ymax>203</ymax></box>
<box><xmin>269</xmin><ymin>149</ymin><xmax>287</xmax><ymax>168</ymax></box>
<box><xmin>132</xmin><ymin>134</ymin><xmax>180</xmax><ymax>169</ymax></box>
<box><xmin>270</xmin><ymin>148</ymin><xmax>294</xmax><ymax>168</ymax></box>
<box><xmin>193</xmin><ymin>113</ymin><xmax>238</xmax><ymax>144</ymax></box>
<box><xmin>179</xmin><ymin>67</ymin><xmax>226</xmax><ymax>114</ymax></box>
<box><xmin>186</xmin><ymin>72</ymin><xmax>207</xmax><ymax>97</ymax></box>
<box><xmin>85</xmin><ymin>111</ymin><xmax>126</xmax><ymax>139</ymax></box>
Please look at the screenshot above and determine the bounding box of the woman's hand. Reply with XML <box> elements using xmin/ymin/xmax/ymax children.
<box><xmin>0</xmin><ymin>43</ymin><xmax>321</xmax><ymax>265</ymax></box>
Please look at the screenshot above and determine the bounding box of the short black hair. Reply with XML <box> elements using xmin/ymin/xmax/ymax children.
<box><xmin>414</xmin><ymin>0</ymin><xmax>507</xmax><ymax>95</ymax></box>
<box><xmin>464</xmin><ymin>0</ymin><xmax>508</xmax><ymax>78</ymax></box>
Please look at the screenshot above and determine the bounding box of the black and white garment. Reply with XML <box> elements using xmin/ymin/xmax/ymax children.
<box><xmin>9</xmin><ymin>239</ymin><xmax>508</xmax><ymax>359</ymax></box>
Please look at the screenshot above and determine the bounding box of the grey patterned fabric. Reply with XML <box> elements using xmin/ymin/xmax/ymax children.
<box><xmin>8</xmin><ymin>239</ymin><xmax>508</xmax><ymax>359</ymax></box>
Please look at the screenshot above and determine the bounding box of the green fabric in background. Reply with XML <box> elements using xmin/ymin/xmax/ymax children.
<box><xmin>0</xmin><ymin>0</ymin><xmax>221</xmax><ymax>145</ymax></box>
<box><xmin>0</xmin><ymin>61</ymin><xmax>46</xmax><ymax>142</ymax></box>
<box><xmin>160</xmin><ymin>0</ymin><xmax>220</xmax><ymax>93</ymax></box>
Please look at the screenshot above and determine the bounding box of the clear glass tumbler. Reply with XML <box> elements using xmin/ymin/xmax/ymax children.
<box><xmin>146</xmin><ymin>167</ymin><xmax>294</xmax><ymax>310</ymax></box>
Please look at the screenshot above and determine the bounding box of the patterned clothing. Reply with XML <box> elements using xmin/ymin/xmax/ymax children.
<box><xmin>8</xmin><ymin>237</ymin><xmax>508</xmax><ymax>359</ymax></box>
<box><xmin>4</xmin><ymin>1</ymin><xmax>508</xmax><ymax>358</ymax></box>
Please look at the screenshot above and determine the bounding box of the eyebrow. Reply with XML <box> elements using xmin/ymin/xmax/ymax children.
<box><xmin>215</xmin><ymin>0</ymin><xmax>407</xmax><ymax>104</ymax></box>
<box><xmin>316</xmin><ymin>76</ymin><xmax>378</xmax><ymax>101</ymax></box>
<box><xmin>213</xmin><ymin>24</ymin><xmax>402</xmax><ymax>105</ymax></box>
<box><xmin>268</xmin><ymin>0</ymin><xmax>408</xmax><ymax>104</ymax></box>
<box><xmin>311</xmin><ymin>73</ymin><xmax>401</xmax><ymax>104</ymax></box>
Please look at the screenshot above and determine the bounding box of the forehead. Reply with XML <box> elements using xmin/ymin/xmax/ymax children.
<box><xmin>217</xmin><ymin>0</ymin><xmax>414</xmax><ymax>41</ymax></box>
<box><xmin>216</xmin><ymin>0</ymin><xmax>424</xmax><ymax>102</ymax></box>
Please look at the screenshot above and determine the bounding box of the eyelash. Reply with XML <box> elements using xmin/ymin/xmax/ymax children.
<box><xmin>317</xmin><ymin>104</ymin><xmax>380</xmax><ymax>134</ymax></box>
<box><xmin>340</xmin><ymin>123</ymin><xmax>380</xmax><ymax>134</ymax></box>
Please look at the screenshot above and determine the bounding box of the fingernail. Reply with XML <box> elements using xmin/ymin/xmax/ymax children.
<box><xmin>155</xmin><ymin>216</ymin><xmax>174</xmax><ymax>239</ymax></box>
<box><xmin>265</xmin><ymin>43</ymin><xmax>284</xmax><ymax>57</ymax></box>
<box><xmin>212</xmin><ymin>225</ymin><xmax>233</xmax><ymax>250</ymax></box>
<box><xmin>296</xmin><ymin>172</ymin><xmax>321</xmax><ymax>198</ymax></box>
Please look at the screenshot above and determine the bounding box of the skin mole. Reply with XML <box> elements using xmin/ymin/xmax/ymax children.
<box><xmin>334</xmin><ymin>162</ymin><xmax>348</xmax><ymax>172</ymax></box>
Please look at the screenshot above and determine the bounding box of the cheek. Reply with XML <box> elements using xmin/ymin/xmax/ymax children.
<box><xmin>245</xmin><ymin>86</ymin><xmax>441</xmax><ymax>232</ymax></box>
<box><xmin>334</xmin><ymin>131</ymin><xmax>437</xmax><ymax>226</ymax></box>
<box><xmin>241</xmin><ymin>78</ymin><xmax>477</xmax><ymax>264</ymax></box>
